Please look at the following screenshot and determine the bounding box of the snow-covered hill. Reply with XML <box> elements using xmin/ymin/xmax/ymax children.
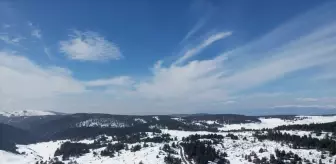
<box><xmin>0</xmin><ymin>110</ymin><xmax>59</xmax><ymax>117</ymax></box>
<box><xmin>2</xmin><ymin>114</ymin><xmax>336</xmax><ymax>164</ymax></box>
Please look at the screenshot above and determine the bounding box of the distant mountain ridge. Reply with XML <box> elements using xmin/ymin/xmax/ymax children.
<box><xmin>0</xmin><ymin>110</ymin><xmax>62</xmax><ymax>117</ymax></box>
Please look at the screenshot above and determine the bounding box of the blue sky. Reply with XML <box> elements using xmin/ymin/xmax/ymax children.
<box><xmin>0</xmin><ymin>0</ymin><xmax>336</xmax><ymax>114</ymax></box>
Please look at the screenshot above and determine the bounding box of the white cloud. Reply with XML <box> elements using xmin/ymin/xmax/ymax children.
<box><xmin>31</xmin><ymin>29</ymin><xmax>41</xmax><ymax>39</ymax></box>
<box><xmin>60</xmin><ymin>30</ymin><xmax>122</xmax><ymax>61</ymax></box>
<box><xmin>137</xmin><ymin>56</ymin><xmax>227</xmax><ymax>102</ymax></box>
<box><xmin>273</xmin><ymin>105</ymin><xmax>336</xmax><ymax>109</ymax></box>
<box><xmin>174</xmin><ymin>31</ymin><xmax>232</xmax><ymax>65</ymax></box>
<box><xmin>84</xmin><ymin>76</ymin><xmax>134</xmax><ymax>87</ymax></box>
<box><xmin>0</xmin><ymin>51</ymin><xmax>85</xmax><ymax>99</ymax></box>
<box><xmin>0</xmin><ymin>33</ymin><xmax>24</xmax><ymax>45</ymax></box>
<box><xmin>296</xmin><ymin>98</ymin><xmax>318</xmax><ymax>102</ymax></box>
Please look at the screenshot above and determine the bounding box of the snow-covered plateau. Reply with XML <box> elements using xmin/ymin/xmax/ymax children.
<box><xmin>1</xmin><ymin>115</ymin><xmax>336</xmax><ymax>164</ymax></box>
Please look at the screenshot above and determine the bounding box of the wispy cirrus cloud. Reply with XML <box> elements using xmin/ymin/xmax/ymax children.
<box><xmin>60</xmin><ymin>30</ymin><xmax>122</xmax><ymax>62</ymax></box>
<box><xmin>174</xmin><ymin>31</ymin><xmax>232</xmax><ymax>65</ymax></box>
<box><xmin>180</xmin><ymin>15</ymin><xmax>210</xmax><ymax>45</ymax></box>
<box><xmin>0</xmin><ymin>33</ymin><xmax>24</xmax><ymax>45</ymax></box>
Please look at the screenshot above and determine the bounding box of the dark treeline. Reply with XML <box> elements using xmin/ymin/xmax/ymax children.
<box><xmin>182</xmin><ymin>134</ymin><xmax>224</xmax><ymax>142</ymax></box>
<box><xmin>164</xmin><ymin>154</ymin><xmax>182</xmax><ymax>164</ymax></box>
<box><xmin>273</xmin><ymin>149</ymin><xmax>301</xmax><ymax>163</ymax></box>
<box><xmin>143</xmin><ymin>133</ymin><xmax>173</xmax><ymax>143</ymax></box>
<box><xmin>183</xmin><ymin>114</ymin><xmax>260</xmax><ymax>124</ymax></box>
<box><xmin>48</xmin><ymin>126</ymin><xmax>161</xmax><ymax>141</ymax></box>
<box><xmin>254</xmin><ymin>131</ymin><xmax>336</xmax><ymax>155</ymax></box>
<box><xmin>162</xmin><ymin>143</ymin><xmax>178</xmax><ymax>154</ymax></box>
<box><xmin>226</xmin><ymin>133</ymin><xmax>239</xmax><ymax>140</ymax></box>
<box><xmin>100</xmin><ymin>142</ymin><xmax>126</xmax><ymax>157</ymax></box>
<box><xmin>181</xmin><ymin>140</ymin><xmax>230</xmax><ymax>164</ymax></box>
<box><xmin>54</xmin><ymin>142</ymin><xmax>90</xmax><ymax>160</ymax></box>
<box><xmin>275</xmin><ymin>121</ymin><xmax>336</xmax><ymax>133</ymax></box>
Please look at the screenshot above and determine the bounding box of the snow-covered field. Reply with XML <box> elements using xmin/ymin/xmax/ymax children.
<box><xmin>8</xmin><ymin>142</ymin><xmax>168</xmax><ymax>164</ymax></box>
<box><xmin>2</xmin><ymin>115</ymin><xmax>336</xmax><ymax>164</ymax></box>
<box><xmin>219</xmin><ymin>115</ymin><xmax>336</xmax><ymax>131</ymax></box>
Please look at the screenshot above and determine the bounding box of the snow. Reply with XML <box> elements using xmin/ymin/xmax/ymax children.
<box><xmin>279</xmin><ymin>130</ymin><xmax>333</xmax><ymax>140</ymax></box>
<box><xmin>76</xmin><ymin>118</ymin><xmax>129</xmax><ymax>128</ymax></box>
<box><xmin>171</xmin><ymin>117</ymin><xmax>184</xmax><ymax>122</ymax></box>
<box><xmin>213</xmin><ymin>131</ymin><xmax>336</xmax><ymax>164</ymax></box>
<box><xmin>134</xmin><ymin>118</ymin><xmax>147</xmax><ymax>124</ymax></box>
<box><xmin>4</xmin><ymin>130</ymin><xmax>336</xmax><ymax>164</ymax></box>
<box><xmin>17</xmin><ymin>140</ymin><xmax>66</xmax><ymax>161</ymax></box>
<box><xmin>3</xmin><ymin>129</ymin><xmax>336</xmax><ymax>164</ymax></box>
<box><xmin>9</xmin><ymin>141</ymin><xmax>169</xmax><ymax>164</ymax></box>
<box><xmin>194</xmin><ymin>122</ymin><xmax>202</xmax><ymax>126</ymax></box>
<box><xmin>163</xmin><ymin>129</ymin><xmax>336</xmax><ymax>164</ymax></box>
<box><xmin>219</xmin><ymin>115</ymin><xmax>336</xmax><ymax>131</ymax></box>
<box><xmin>3</xmin><ymin>115</ymin><xmax>336</xmax><ymax>164</ymax></box>
<box><xmin>0</xmin><ymin>110</ymin><xmax>57</xmax><ymax>117</ymax></box>
<box><xmin>73</xmin><ymin>143</ymin><xmax>166</xmax><ymax>164</ymax></box>
<box><xmin>206</xmin><ymin>120</ymin><xmax>217</xmax><ymax>124</ymax></box>
<box><xmin>191</xmin><ymin>120</ymin><xmax>219</xmax><ymax>126</ymax></box>
<box><xmin>0</xmin><ymin>150</ymin><xmax>36</xmax><ymax>164</ymax></box>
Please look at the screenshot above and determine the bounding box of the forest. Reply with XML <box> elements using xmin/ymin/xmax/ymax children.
<box><xmin>181</xmin><ymin>140</ymin><xmax>229</xmax><ymax>164</ymax></box>
<box><xmin>275</xmin><ymin>121</ymin><xmax>336</xmax><ymax>133</ymax></box>
<box><xmin>254</xmin><ymin>131</ymin><xmax>336</xmax><ymax>155</ymax></box>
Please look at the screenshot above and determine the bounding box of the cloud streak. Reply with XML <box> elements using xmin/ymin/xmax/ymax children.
<box><xmin>84</xmin><ymin>76</ymin><xmax>134</xmax><ymax>87</ymax></box>
<box><xmin>175</xmin><ymin>31</ymin><xmax>232</xmax><ymax>65</ymax></box>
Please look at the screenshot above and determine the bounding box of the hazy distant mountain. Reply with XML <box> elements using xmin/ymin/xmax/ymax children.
<box><xmin>0</xmin><ymin>110</ymin><xmax>62</xmax><ymax>117</ymax></box>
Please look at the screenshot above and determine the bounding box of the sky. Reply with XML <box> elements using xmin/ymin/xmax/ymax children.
<box><xmin>0</xmin><ymin>0</ymin><xmax>336</xmax><ymax>115</ymax></box>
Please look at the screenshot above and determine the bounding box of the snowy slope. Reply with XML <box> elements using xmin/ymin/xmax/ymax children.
<box><xmin>0</xmin><ymin>150</ymin><xmax>37</xmax><ymax>164</ymax></box>
<box><xmin>0</xmin><ymin>110</ymin><xmax>58</xmax><ymax>117</ymax></box>
<box><xmin>13</xmin><ymin>139</ymin><xmax>169</xmax><ymax>164</ymax></box>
